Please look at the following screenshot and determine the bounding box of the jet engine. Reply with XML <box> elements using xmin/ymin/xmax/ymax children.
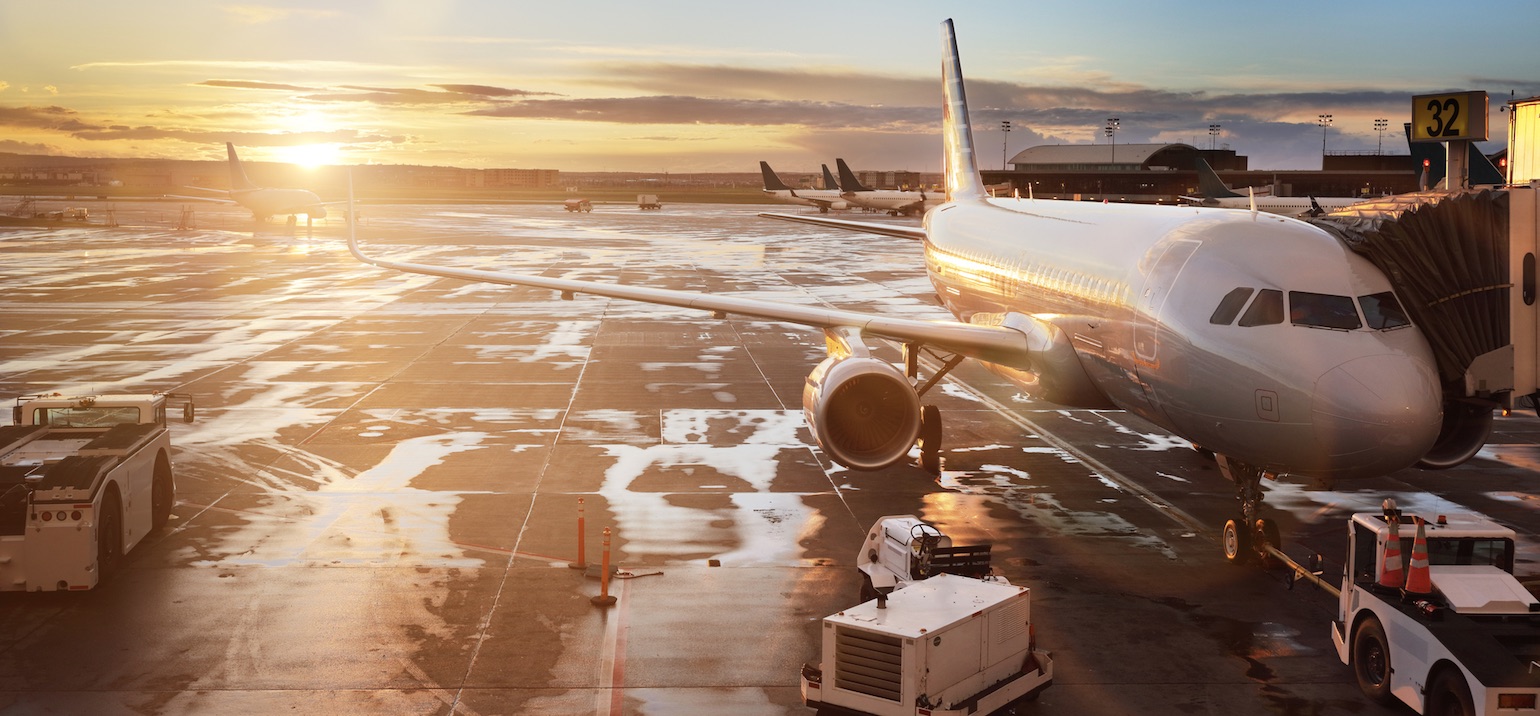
<box><xmin>1416</xmin><ymin>399</ymin><xmax>1495</xmax><ymax>470</ymax></box>
<box><xmin>803</xmin><ymin>354</ymin><xmax>921</xmax><ymax>471</ymax></box>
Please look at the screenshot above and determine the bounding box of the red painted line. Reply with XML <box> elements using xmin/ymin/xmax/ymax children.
<box><xmin>609</xmin><ymin>580</ymin><xmax>630</xmax><ymax>716</ymax></box>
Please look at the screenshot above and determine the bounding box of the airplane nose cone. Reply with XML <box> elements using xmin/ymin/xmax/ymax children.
<box><xmin>1312</xmin><ymin>354</ymin><xmax>1442</xmax><ymax>478</ymax></box>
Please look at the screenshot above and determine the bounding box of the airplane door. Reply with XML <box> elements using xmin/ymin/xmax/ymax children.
<box><xmin>1133</xmin><ymin>240</ymin><xmax>1200</xmax><ymax>406</ymax></box>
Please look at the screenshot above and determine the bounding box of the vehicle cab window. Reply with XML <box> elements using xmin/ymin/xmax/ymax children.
<box><xmin>1289</xmin><ymin>291</ymin><xmax>1362</xmax><ymax>330</ymax></box>
<box><xmin>1209</xmin><ymin>287</ymin><xmax>1254</xmax><ymax>325</ymax></box>
<box><xmin>1359</xmin><ymin>291</ymin><xmax>1411</xmax><ymax>330</ymax></box>
<box><xmin>1238</xmin><ymin>289</ymin><xmax>1284</xmax><ymax>327</ymax></box>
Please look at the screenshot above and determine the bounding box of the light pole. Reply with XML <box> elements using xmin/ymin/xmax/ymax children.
<box><xmin>1317</xmin><ymin>114</ymin><xmax>1333</xmax><ymax>161</ymax></box>
<box><xmin>1001</xmin><ymin>120</ymin><xmax>1012</xmax><ymax>170</ymax></box>
<box><xmin>1105</xmin><ymin>117</ymin><xmax>1120</xmax><ymax>165</ymax></box>
<box><xmin>1373</xmin><ymin>118</ymin><xmax>1388</xmax><ymax>155</ymax></box>
<box><xmin>1208</xmin><ymin>123</ymin><xmax>1221</xmax><ymax>151</ymax></box>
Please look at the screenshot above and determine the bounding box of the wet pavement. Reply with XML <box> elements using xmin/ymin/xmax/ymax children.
<box><xmin>1</xmin><ymin>200</ymin><xmax>1537</xmax><ymax>715</ymax></box>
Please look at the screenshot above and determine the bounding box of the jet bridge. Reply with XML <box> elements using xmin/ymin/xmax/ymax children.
<box><xmin>1307</xmin><ymin>184</ymin><xmax>1540</xmax><ymax>467</ymax></box>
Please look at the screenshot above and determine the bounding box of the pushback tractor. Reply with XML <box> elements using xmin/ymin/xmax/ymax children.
<box><xmin>0</xmin><ymin>392</ymin><xmax>194</xmax><ymax>591</ymax></box>
<box><xmin>1330</xmin><ymin>501</ymin><xmax>1540</xmax><ymax>715</ymax></box>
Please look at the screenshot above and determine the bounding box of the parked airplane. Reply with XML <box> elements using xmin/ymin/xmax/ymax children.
<box><xmin>821</xmin><ymin>164</ymin><xmax>841</xmax><ymax>191</ymax></box>
<box><xmin>169</xmin><ymin>143</ymin><xmax>339</xmax><ymax>223</ymax></box>
<box><xmin>834</xmin><ymin>158</ymin><xmax>937</xmax><ymax>216</ymax></box>
<box><xmin>1182</xmin><ymin>158</ymin><xmax>1362</xmax><ymax>217</ymax></box>
<box><xmin>346</xmin><ymin>20</ymin><xmax>1475</xmax><ymax>565</ymax></box>
<box><xmin>759</xmin><ymin>161</ymin><xmax>847</xmax><ymax>212</ymax></box>
<box><xmin>1184</xmin><ymin>157</ymin><xmax>1272</xmax><ymax>201</ymax></box>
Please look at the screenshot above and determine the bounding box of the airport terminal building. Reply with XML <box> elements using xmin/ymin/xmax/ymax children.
<box><xmin>982</xmin><ymin>143</ymin><xmax>1420</xmax><ymax>203</ymax></box>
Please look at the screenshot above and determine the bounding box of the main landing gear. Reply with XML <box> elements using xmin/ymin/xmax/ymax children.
<box><xmin>904</xmin><ymin>343</ymin><xmax>965</xmax><ymax>477</ymax></box>
<box><xmin>1215</xmin><ymin>453</ymin><xmax>1280</xmax><ymax>565</ymax></box>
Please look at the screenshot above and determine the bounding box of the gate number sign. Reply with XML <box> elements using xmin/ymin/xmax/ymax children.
<box><xmin>1411</xmin><ymin>91</ymin><xmax>1489</xmax><ymax>142</ymax></box>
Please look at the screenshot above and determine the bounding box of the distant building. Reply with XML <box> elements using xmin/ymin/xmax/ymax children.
<box><xmin>853</xmin><ymin>170</ymin><xmax>922</xmax><ymax>190</ymax></box>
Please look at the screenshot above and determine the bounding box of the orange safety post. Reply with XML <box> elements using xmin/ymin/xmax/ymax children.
<box><xmin>568</xmin><ymin>497</ymin><xmax>588</xmax><ymax>570</ymax></box>
<box><xmin>591</xmin><ymin>527</ymin><xmax>617</xmax><ymax>607</ymax></box>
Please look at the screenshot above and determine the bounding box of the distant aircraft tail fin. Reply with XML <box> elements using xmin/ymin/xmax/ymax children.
<box><xmin>227</xmin><ymin>142</ymin><xmax>259</xmax><ymax>192</ymax></box>
<box><xmin>821</xmin><ymin>164</ymin><xmax>841</xmax><ymax>191</ymax></box>
<box><xmin>759</xmin><ymin>161</ymin><xmax>793</xmax><ymax>192</ymax></box>
<box><xmin>940</xmin><ymin>19</ymin><xmax>985</xmax><ymax>202</ymax></box>
<box><xmin>835</xmin><ymin>158</ymin><xmax>873</xmax><ymax>192</ymax></box>
<box><xmin>1194</xmin><ymin>158</ymin><xmax>1242</xmax><ymax>198</ymax></box>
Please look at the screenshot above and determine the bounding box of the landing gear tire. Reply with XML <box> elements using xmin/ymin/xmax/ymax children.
<box><xmin>1426</xmin><ymin>668</ymin><xmax>1475</xmax><ymax>716</ymax></box>
<box><xmin>1351</xmin><ymin>617</ymin><xmax>1394</xmax><ymax>705</ymax></box>
<box><xmin>918</xmin><ymin>405</ymin><xmax>942</xmax><ymax>476</ymax></box>
<box><xmin>1223</xmin><ymin>519</ymin><xmax>1252</xmax><ymax>565</ymax></box>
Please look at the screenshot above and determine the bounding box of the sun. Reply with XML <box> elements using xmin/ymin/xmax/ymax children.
<box><xmin>277</xmin><ymin>143</ymin><xmax>342</xmax><ymax>169</ymax></box>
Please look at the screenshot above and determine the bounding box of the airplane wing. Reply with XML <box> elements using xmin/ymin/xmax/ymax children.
<box><xmin>344</xmin><ymin>212</ymin><xmax>1029</xmax><ymax>367</ymax></box>
<box><xmin>757</xmin><ymin>212</ymin><xmax>926</xmax><ymax>242</ymax></box>
<box><xmin>162</xmin><ymin>194</ymin><xmax>237</xmax><ymax>205</ymax></box>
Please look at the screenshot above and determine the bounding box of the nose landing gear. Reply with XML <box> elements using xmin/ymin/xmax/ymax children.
<box><xmin>1217</xmin><ymin>454</ymin><xmax>1280</xmax><ymax>564</ymax></box>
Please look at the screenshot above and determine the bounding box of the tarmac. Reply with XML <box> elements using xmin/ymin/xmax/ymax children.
<box><xmin>1</xmin><ymin>200</ymin><xmax>1537</xmax><ymax>715</ymax></box>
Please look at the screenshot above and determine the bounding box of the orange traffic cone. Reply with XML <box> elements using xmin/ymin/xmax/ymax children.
<box><xmin>1404</xmin><ymin>516</ymin><xmax>1432</xmax><ymax>595</ymax></box>
<box><xmin>1378</xmin><ymin>510</ymin><xmax>1403</xmax><ymax>589</ymax></box>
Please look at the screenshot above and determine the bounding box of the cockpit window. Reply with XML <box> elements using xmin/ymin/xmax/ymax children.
<box><xmin>1238</xmin><ymin>289</ymin><xmax>1284</xmax><ymax>327</ymax></box>
<box><xmin>1209</xmin><ymin>287</ymin><xmax>1254</xmax><ymax>325</ymax></box>
<box><xmin>1289</xmin><ymin>292</ymin><xmax>1362</xmax><ymax>330</ymax></box>
<box><xmin>1359</xmin><ymin>291</ymin><xmax>1411</xmax><ymax>330</ymax></box>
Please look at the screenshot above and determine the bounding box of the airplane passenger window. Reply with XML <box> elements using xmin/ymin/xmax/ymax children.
<box><xmin>1209</xmin><ymin>287</ymin><xmax>1254</xmax><ymax>325</ymax></box>
<box><xmin>1359</xmin><ymin>291</ymin><xmax>1411</xmax><ymax>329</ymax></box>
<box><xmin>1289</xmin><ymin>291</ymin><xmax>1362</xmax><ymax>330</ymax></box>
<box><xmin>1237</xmin><ymin>289</ymin><xmax>1284</xmax><ymax>327</ymax></box>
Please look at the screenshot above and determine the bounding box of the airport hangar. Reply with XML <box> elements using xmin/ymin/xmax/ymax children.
<box><xmin>979</xmin><ymin>143</ymin><xmax>1421</xmax><ymax>204</ymax></box>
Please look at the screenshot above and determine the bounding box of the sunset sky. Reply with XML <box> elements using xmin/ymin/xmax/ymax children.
<box><xmin>3</xmin><ymin>1</ymin><xmax>1536</xmax><ymax>173</ymax></box>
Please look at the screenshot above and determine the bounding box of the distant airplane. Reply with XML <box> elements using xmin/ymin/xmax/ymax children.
<box><xmin>1185</xmin><ymin>157</ymin><xmax>1272</xmax><ymax>201</ymax></box>
<box><xmin>820</xmin><ymin>164</ymin><xmax>841</xmax><ymax>191</ymax></box>
<box><xmin>169</xmin><ymin>143</ymin><xmax>339</xmax><ymax>223</ymax></box>
<box><xmin>758</xmin><ymin>161</ymin><xmax>847</xmax><ymax>212</ymax></box>
<box><xmin>347</xmin><ymin>20</ymin><xmax>1474</xmax><ymax>566</ymax></box>
<box><xmin>833</xmin><ymin>158</ymin><xmax>937</xmax><ymax>216</ymax></box>
<box><xmin>1182</xmin><ymin>158</ymin><xmax>1361</xmax><ymax>217</ymax></box>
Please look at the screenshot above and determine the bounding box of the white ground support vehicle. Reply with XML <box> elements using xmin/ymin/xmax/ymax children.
<box><xmin>0</xmin><ymin>393</ymin><xmax>193</xmax><ymax>591</ymax></box>
<box><xmin>800</xmin><ymin>574</ymin><xmax>1053</xmax><ymax>716</ymax></box>
<box><xmin>1330</xmin><ymin>506</ymin><xmax>1540</xmax><ymax>715</ymax></box>
<box><xmin>857</xmin><ymin>515</ymin><xmax>997</xmax><ymax>601</ymax></box>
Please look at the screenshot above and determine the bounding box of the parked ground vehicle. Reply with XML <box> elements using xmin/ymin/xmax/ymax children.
<box><xmin>801</xmin><ymin>574</ymin><xmax>1052</xmax><ymax>715</ymax></box>
<box><xmin>563</xmin><ymin>199</ymin><xmax>593</xmax><ymax>213</ymax></box>
<box><xmin>0</xmin><ymin>392</ymin><xmax>193</xmax><ymax>591</ymax></box>
<box><xmin>637</xmin><ymin>194</ymin><xmax>661</xmax><ymax>210</ymax></box>
<box><xmin>1329</xmin><ymin>501</ymin><xmax>1540</xmax><ymax>715</ymax></box>
<box><xmin>856</xmin><ymin>514</ymin><xmax>996</xmax><ymax>600</ymax></box>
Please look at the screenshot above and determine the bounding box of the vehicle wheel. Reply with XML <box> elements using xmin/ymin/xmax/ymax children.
<box><xmin>151</xmin><ymin>454</ymin><xmax>174</xmax><ymax>532</ymax></box>
<box><xmin>1254</xmin><ymin>518</ymin><xmax>1281</xmax><ymax>566</ymax></box>
<box><xmin>1223</xmin><ymin>518</ymin><xmax>1252</xmax><ymax>564</ymax></box>
<box><xmin>98</xmin><ymin>489</ymin><xmax>124</xmax><ymax>579</ymax></box>
<box><xmin>1426</xmin><ymin>668</ymin><xmax>1475</xmax><ymax>716</ymax></box>
<box><xmin>1351</xmin><ymin>617</ymin><xmax>1394</xmax><ymax>705</ymax></box>
<box><xmin>918</xmin><ymin>405</ymin><xmax>942</xmax><ymax>475</ymax></box>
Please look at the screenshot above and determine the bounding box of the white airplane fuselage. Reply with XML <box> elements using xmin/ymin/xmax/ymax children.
<box><xmin>921</xmin><ymin>197</ymin><xmax>1443</xmax><ymax>481</ymax></box>
<box><xmin>762</xmin><ymin>188</ymin><xmax>848</xmax><ymax>211</ymax></box>
<box><xmin>1195</xmin><ymin>195</ymin><xmax>1362</xmax><ymax>217</ymax></box>
<box><xmin>231</xmin><ymin>187</ymin><xmax>328</xmax><ymax>220</ymax></box>
<box><xmin>842</xmin><ymin>189</ymin><xmax>937</xmax><ymax>214</ymax></box>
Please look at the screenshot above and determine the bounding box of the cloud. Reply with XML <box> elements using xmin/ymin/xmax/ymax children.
<box><xmin>0</xmin><ymin>81</ymin><xmax>10</xmax><ymax>93</ymax></box>
<box><xmin>0</xmin><ymin>139</ymin><xmax>61</xmax><ymax>154</ymax></box>
<box><xmin>429</xmin><ymin>84</ymin><xmax>559</xmax><ymax>98</ymax></box>
<box><xmin>222</xmin><ymin>5</ymin><xmax>341</xmax><ymax>24</ymax></box>
<box><xmin>69</xmin><ymin>127</ymin><xmax>403</xmax><ymax>146</ymax></box>
<box><xmin>466</xmin><ymin>96</ymin><xmax>933</xmax><ymax>128</ymax></box>
<box><xmin>0</xmin><ymin>106</ymin><xmax>104</xmax><ymax>133</ymax></box>
<box><xmin>198</xmin><ymin>79</ymin><xmax>319</xmax><ymax>92</ymax></box>
<box><xmin>42</xmin><ymin>85</ymin><xmax>58</xmax><ymax>95</ymax></box>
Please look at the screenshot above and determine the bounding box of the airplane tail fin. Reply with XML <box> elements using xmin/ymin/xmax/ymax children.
<box><xmin>940</xmin><ymin>19</ymin><xmax>985</xmax><ymax>202</ymax></box>
<box><xmin>759</xmin><ymin>161</ymin><xmax>793</xmax><ymax>192</ymax></box>
<box><xmin>835</xmin><ymin>158</ymin><xmax>872</xmax><ymax>192</ymax></box>
<box><xmin>1194</xmin><ymin>158</ymin><xmax>1241</xmax><ymax>198</ymax></box>
<box><xmin>227</xmin><ymin>142</ymin><xmax>258</xmax><ymax>192</ymax></box>
<box><xmin>821</xmin><ymin>164</ymin><xmax>841</xmax><ymax>191</ymax></box>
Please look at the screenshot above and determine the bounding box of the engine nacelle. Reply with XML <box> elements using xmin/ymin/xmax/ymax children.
<box><xmin>803</xmin><ymin>355</ymin><xmax>921</xmax><ymax>471</ymax></box>
<box><xmin>1416</xmin><ymin>399</ymin><xmax>1495</xmax><ymax>470</ymax></box>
